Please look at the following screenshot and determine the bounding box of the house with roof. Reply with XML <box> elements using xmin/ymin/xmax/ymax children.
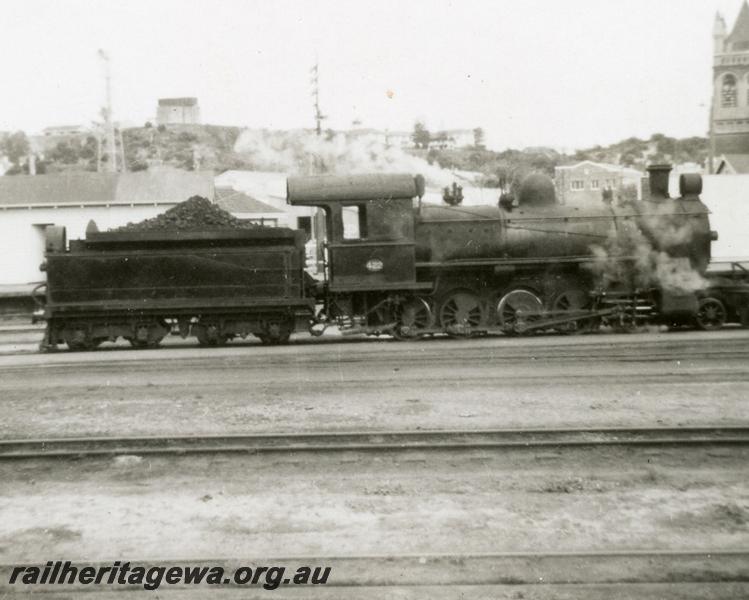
<box><xmin>214</xmin><ymin>170</ymin><xmax>324</xmax><ymax>272</ymax></box>
<box><xmin>213</xmin><ymin>170</ymin><xmax>320</xmax><ymax>230</ymax></box>
<box><xmin>214</xmin><ymin>186</ymin><xmax>283</xmax><ymax>226</ymax></box>
<box><xmin>554</xmin><ymin>160</ymin><xmax>643</xmax><ymax>205</ymax></box>
<box><xmin>0</xmin><ymin>169</ymin><xmax>214</xmax><ymax>287</ymax></box>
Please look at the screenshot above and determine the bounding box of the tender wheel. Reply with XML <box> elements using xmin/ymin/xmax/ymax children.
<box><xmin>66</xmin><ymin>339</ymin><xmax>94</xmax><ymax>351</ymax></box>
<box><xmin>256</xmin><ymin>320</ymin><xmax>293</xmax><ymax>345</ymax></box>
<box><xmin>64</xmin><ymin>328</ymin><xmax>96</xmax><ymax>351</ymax></box>
<box><xmin>497</xmin><ymin>289</ymin><xmax>544</xmax><ymax>335</ymax></box>
<box><xmin>256</xmin><ymin>332</ymin><xmax>291</xmax><ymax>345</ymax></box>
<box><xmin>194</xmin><ymin>322</ymin><xmax>227</xmax><ymax>346</ymax></box>
<box><xmin>438</xmin><ymin>291</ymin><xmax>483</xmax><ymax>335</ymax></box>
<box><xmin>695</xmin><ymin>297</ymin><xmax>726</xmax><ymax>331</ymax></box>
<box><xmin>552</xmin><ymin>289</ymin><xmax>597</xmax><ymax>334</ymax></box>
<box><xmin>394</xmin><ymin>297</ymin><xmax>433</xmax><ymax>339</ymax></box>
<box><xmin>128</xmin><ymin>337</ymin><xmax>163</xmax><ymax>349</ymax></box>
<box><xmin>128</xmin><ymin>321</ymin><xmax>168</xmax><ymax>348</ymax></box>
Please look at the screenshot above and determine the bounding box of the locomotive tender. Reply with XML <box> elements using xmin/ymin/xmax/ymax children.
<box><xmin>39</xmin><ymin>165</ymin><xmax>746</xmax><ymax>350</ymax></box>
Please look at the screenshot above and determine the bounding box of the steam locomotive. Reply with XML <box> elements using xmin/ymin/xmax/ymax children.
<box><xmin>38</xmin><ymin>165</ymin><xmax>748</xmax><ymax>350</ymax></box>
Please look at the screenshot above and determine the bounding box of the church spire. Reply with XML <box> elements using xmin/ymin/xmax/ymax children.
<box><xmin>727</xmin><ymin>0</ymin><xmax>749</xmax><ymax>50</ymax></box>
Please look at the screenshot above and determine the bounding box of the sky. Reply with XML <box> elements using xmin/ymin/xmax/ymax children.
<box><xmin>0</xmin><ymin>0</ymin><xmax>744</xmax><ymax>151</ymax></box>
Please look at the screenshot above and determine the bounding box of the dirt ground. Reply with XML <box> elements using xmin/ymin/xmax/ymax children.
<box><xmin>1</xmin><ymin>446</ymin><xmax>748</xmax><ymax>563</ymax></box>
<box><xmin>0</xmin><ymin>329</ymin><xmax>748</xmax><ymax>438</ymax></box>
<box><xmin>1</xmin><ymin>328</ymin><xmax>747</xmax><ymax>597</ymax></box>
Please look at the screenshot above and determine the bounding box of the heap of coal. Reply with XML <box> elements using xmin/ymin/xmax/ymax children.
<box><xmin>112</xmin><ymin>196</ymin><xmax>261</xmax><ymax>232</ymax></box>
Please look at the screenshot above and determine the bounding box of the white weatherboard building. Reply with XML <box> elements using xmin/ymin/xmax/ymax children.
<box><xmin>683</xmin><ymin>174</ymin><xmax>749</xmax><ymax>260</ymax></box>
<box><xmin>0</xmin><ymin>170</ymin><xmax>214</xmax><ymax>287</ymax></box>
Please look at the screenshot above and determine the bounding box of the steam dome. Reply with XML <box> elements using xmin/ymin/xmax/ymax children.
<box><xmin>518</xmin><ymin>173</ymin><xmax>557</xmax><ymax>207</ymax></box>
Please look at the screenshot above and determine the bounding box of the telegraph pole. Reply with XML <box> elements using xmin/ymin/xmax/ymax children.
<box><xmin>98</xmin><ymin>49</ymin><xmax>117</xmax><ymax>172</ymax></box>
<box><xmin>708</xmin><ymin>99</ymin><xmax>716</xmax><ymax>174</ymax></box>
<box><xmin>310</xmin><ymin>61</ymin><xmax>325</xmax><ymax>136</ymax></box>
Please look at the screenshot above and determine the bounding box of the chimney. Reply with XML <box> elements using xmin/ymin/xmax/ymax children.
<box><xmin>646</xmin><ymin>164</ymin><xmax>671</xmax><ymax>201</ymax></box>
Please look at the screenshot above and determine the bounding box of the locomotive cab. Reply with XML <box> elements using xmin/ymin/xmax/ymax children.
<box><xmin>287</xmin><ymin>174</ymin><xmax>429</xmax><ymax>293</ymax></box>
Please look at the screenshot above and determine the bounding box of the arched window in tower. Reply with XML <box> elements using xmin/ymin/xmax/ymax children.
<box><xmin>722</xmin><ymin>74</ymin><xmax>737</xmax><ymax>107</ymax></box>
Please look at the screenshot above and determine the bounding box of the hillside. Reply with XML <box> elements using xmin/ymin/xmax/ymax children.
<box><xmin>121</xmin><ymin>124</ymin><xmax>252</xmax><ymax>171</ymax></box>
<box><xmin>425</xmin><ymin>134</ymin><xmax>709</xmax><ymax>190</ymax></box>
<box><xmin>2</xmin><ymin>126</ymin><xmax>709</xmax><ymax>186</ymax></box>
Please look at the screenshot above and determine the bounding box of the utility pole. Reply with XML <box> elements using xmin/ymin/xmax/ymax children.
<box><xmin>118</xmin><ymin>127</ymin><xmax>127</xmax><ymax>172</ymax></box>
<box><xmin>98</xmin><ymin>49</ymin><xmax>117</xmax><ymax>172</ymax></box>
<box><xmin>96</xmin><ymin>134</ymin><xmax>101</xmax><ymax>172</ymax></box>
<box><xmin>310</xmin><ymin>61</ymin><xmax>326</xmax><ymax>136</ymax></box>
<box><xmin>708</xmin><ymin>99</ymin><xmax>716</xmax><ymax>174</ymax></box>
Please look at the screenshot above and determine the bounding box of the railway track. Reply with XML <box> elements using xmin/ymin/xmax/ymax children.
<box><xmin>1</xmin><ymin>426</ymin><xmax>747</xmax><ymax>459</ymax></box>
<box><xmin>2</xmin><ymin>551</ymin><xmax>747</xmax><ymax>591</ymax></box>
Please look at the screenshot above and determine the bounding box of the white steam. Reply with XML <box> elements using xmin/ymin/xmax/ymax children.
<box><xmin>589</xmin><ymin>207</ymin><xmax>708</xmax><ymax>293</ymax></box>
<box><xmin>233</xmin><ymin>129</ymin><xmax>455</xmax><ymax>187</ymax></box>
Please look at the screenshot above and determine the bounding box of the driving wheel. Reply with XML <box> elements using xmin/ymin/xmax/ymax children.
<box><xmin>497</xmin><ymin>289</ymin><xmax>544</xmax><ymax>335</ymax></box>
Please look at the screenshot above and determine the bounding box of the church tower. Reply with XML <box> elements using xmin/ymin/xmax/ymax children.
<box><xmin>712</xmin><ymin>1</ymin><xmax>749</xmax><ymax>165</ymax></box>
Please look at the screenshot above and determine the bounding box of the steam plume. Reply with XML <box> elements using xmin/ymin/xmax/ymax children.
<box><xmin>589</xmin><ymin>204</ymin><xmax>708</xmax><ymax>293</ymax></box>
<box><xmin>233</xmin><ymin>129</ymin><xmax>455</xmax><ymax>187</ymax></box>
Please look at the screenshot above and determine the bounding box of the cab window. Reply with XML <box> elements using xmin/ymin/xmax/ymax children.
<box><xmin>342</xmin><ymin>204</ymin><xmax>368</xmax><ymax>240</ymax></box>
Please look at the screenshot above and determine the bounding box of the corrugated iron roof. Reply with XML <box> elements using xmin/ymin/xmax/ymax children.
<box><xmin>215</xmin><ymin>186</ymin><xmax>283</xmax><ymax>213</ymax></box>
<box><xmin>115</xmin><ymin>170</ymin><xmax>214</xmax><ymax>204</ymax></box>
<box><xmin>213</xmin><ymin>170</ymin><xmax>288</xmax><ymax>211</ymax></box>
<box><xmin>0</xmin><ymin>170</ymin><xmax>214</xmax><ymax>208</ymax></box>
<box><xmin>555</xmin><ymin>160</ymin><xmax>642</xmax><ymax>177</ymax></box>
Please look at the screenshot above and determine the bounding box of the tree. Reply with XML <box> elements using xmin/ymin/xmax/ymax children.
<box><xmin>1</xmin><ymin>131</ymin><xmax>30</xmax><ymax>166</ymax></box>
<box><xmin>411</xmin><ymin>121</ymin><xmax>431</xmax><ymax>149</ymax></box>
<box><xmin>620</xmin><ymin>150</ymin><xmax>639</xmax><ymax>167</ymax></box>
<box><xmin>473</xmin><ymin>127</ymin><xmax>485</xmax><ymax>149</ymax></box>
<box><xmin>49</xmin><ymin>140</ymin><xmax>79</xmax><ymax>164</ymax></box>
<box><xmin>79</xmin><ymin>136</ymin><xmax>98</xmax><ymax>160</ymax></box>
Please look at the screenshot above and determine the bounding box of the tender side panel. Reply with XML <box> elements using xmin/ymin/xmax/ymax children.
<box><xmin>46</xmin><ymin>246</ymin><xmax>302</xmax><ymax>309</ymax></box>
<box><xmin>44</xmin><ymin>227</ymin><xmax>311</xmax><ymax>320</ymax></box>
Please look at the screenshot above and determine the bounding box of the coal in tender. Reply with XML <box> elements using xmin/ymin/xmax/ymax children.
<box><xmin>112</xmin><ymin>196</ymin><xmax>261</xmax><ymax>232</ymax></box>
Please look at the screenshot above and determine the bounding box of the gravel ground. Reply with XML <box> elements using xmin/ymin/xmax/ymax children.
<box><xmin>2</xmin><ymin>447</ymin><xmax>747</xmax><ymax>563</ymax></box>
<box><xmin>0</xmin><ymin>329</ymin><xmax>747</xmax><ymax>438</ymax></box>
<box><xmin>1</xmin><ymin>584</ymin><xmax>746</xmax><ymax>600</ymax></box>
<box><xmin>1</xmin><ymin>327</ymin><xmax>746</xmax><ymax>596</ymax></box>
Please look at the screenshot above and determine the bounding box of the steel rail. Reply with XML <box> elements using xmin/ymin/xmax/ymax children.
<box><xmin>1</xmin><ymin>427</ymin><xmax>748</xmax><ymax>459</ymax></box>
<box><xmin>1</xmin><ymin>550</ymin><xmax>747</xmax><ymax>588</ymax></box>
